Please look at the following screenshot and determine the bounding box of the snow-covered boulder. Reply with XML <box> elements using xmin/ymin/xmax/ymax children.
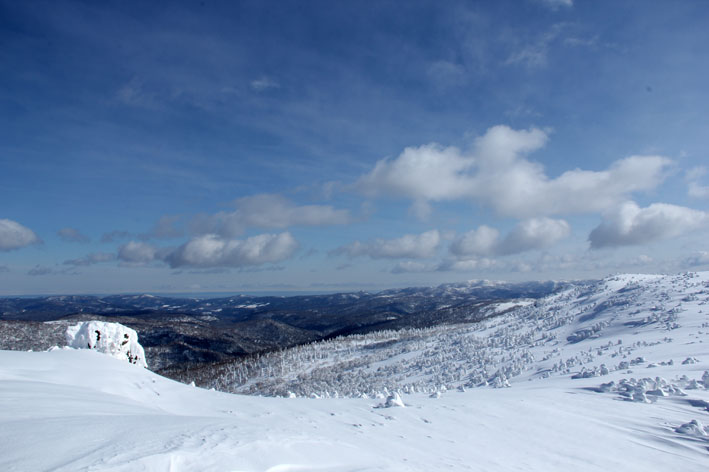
<box><xmin>674</xmin><ymin>419</ymin><xmax>708</xmax><ymax>437</ymax></box>
<box><xmin>383</xmin><ymin>392</ymin><xmax>406</xmax><ymax>408</ymax></box>
<box><xmin>65</xmin><ymin>321</ymin><xmax>147</xmax><ymax>367</ymax></box>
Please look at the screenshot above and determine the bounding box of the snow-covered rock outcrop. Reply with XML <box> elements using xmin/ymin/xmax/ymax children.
<box><xmin>65</xmin><ymin>321</ymin><xmax>147</xmax><ymax>367</ymax></box>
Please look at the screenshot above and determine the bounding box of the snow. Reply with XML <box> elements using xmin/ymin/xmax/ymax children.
<box><xmin>2</xmin><ymin>348</ymin><xmax>707</xmax><ymax>471</ymax></box>
<box><xmin>489</xmin><ymin>299</ymin><xmax>534</xmax><ymax>314</ymax></box>
<box><xmin>380</xmin><ymin>392</ymin><xmax>405</xmax><ymax>408</ymax></box>
<box><xmin>65</xmin><ymin>321</ymin><xmax>148</xmax><ymax>368</ymax></box>
<box><xmin>206</xmin><ymin>271</ymin><xmax>709</xmax><ymax>399</ymax></box>
<box><xmin>235</xmin><ymin>302</ymin><xmax>271</xmax><ymax>309</ymax></box>
<box><xmin>2</xmin><ymin>272</ymin><xmax>709</xmax><ymax>470</ymax></box>
<box><xmin>676</xmin><ymin>419</ymin><xmax>709</xmax><ymax>437</ymax></box>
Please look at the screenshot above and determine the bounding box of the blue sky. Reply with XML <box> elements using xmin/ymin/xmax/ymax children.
<box><xmin>1</xmin><ymin>0</ymin><xmax>709</xmax><ymax>295</ymax></box>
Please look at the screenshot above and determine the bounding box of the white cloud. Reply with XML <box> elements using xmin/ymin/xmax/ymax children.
<box><xmin>497</xmin><ymin>217</ymin><xmax>570</xmax><ymax>255</ymax></box>
<box><xmin>537</xmin><ymin>0</ymin><xmax>573</xmax><ymax>10</ymax></box>
<box><xmin>409</xmin><ymin>200</ymin><xmax>433</xmax><ymax>221</ymax></box>
<box><xmin>166</xmin><ymin>232</ymin><xmax>298</xmax><ymax>268</ymax></box>
<box><xmin>194</xmin><ymin>194</ymin><xmax>351</xmax><ymax>237</ymax></box>
<box><xmin>356</xmin><ymin>125</ymin><xmax>670</xmax><ymax>219</ymax></box>
<box><xmin>589</xmin><ymin>201</ymin><xmax>709</xmax><ymax>249</ymax></box>
<box><xmin>57</xmin><ymin>227</ymin><xmax>90</xmax><ymax>243</ymax></box>
<box><xmin>685</xmin><ymin>167</ymin><xmax>705</xmax><ymax>181</ymax></box>
<box><xmin>64</xmin><ymin>252</ymin><xmax>116</xmax><ymax>266</ymax></box>
<box><xmin>504</xmin><ymin>27</ymin><xmax>561</xmax><ymax>68</ymax></box>
<box><xmin>334</xmin><ymin>230</ymin><xmax>441</xmax><ymax>260</ymax></box>
<box><xmin>686</xmin><ymin>167</ymin><xmax>709</xmax><ymax>198</ymax></box>
<box><xmin>118</xmin><ymin>241</ymin><xmax>159</xmax><ymax>263</ymax></box>
<box><xmin>450</xmin><ymin>225</ymin><xmax>500</xmax><ymax>257</ymax></box>
<box><xmin>0</xmin><ymin>219</ymin><xmax>40</xmax><ymax>251</ymax></box>
<box><xmin>356</xmin><ymin>143</ymin><xmax>474</xmax><ymax>201</ymax></box>
<box><xmin>563</xmin><ymin>35</ymin><xmax>598</xmax><ymax>48</ymax></box>
<box><xmin>451</xmin><ymin>218</ymin><xmax>570</xmax><ymax>257</ymax></box>
<box><xmin>688</xmin><ymin>182</ymin><xmax>709</xmax><ymax>199</ymax></box>
<box><xmin>250</xmin><ymin>76</ymin><xmax>280</xmax><ymax>91</ymax></box>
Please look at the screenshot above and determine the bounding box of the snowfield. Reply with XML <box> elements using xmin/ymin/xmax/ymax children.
<box><xmin>2</xmin><ymin>272</ymin><xmax>709</xmax><ymax>471</ymax></box>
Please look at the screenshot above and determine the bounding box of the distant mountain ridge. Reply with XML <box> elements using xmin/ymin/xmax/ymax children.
<box><xmin>0</xmin><ymin>279</ymin><xmax>568</xmax><ymax>321</ymax></box>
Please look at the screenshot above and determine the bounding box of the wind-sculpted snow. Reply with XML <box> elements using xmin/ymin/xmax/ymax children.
<box><xmin>66</xmin><ymin>321</ymin><xmax>148</xmax><ymax>367</ymax></box>
<box><xmin>182</xmin><ymin>272</ymin><xmax>709</xmax><ymax>401</ymax></box>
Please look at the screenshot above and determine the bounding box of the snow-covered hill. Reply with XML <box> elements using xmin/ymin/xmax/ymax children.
<box><xmin>1</xmin><ymin>272</ymin><xmax>709</xmax><ymax>471</ymax></box>
<box><xmin>182</xmin><ymin>272</ymin><xmax>709</xmax><ymax>399</ymax></box>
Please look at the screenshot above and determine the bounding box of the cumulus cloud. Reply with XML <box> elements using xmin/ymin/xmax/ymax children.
<box><xmin>497</xmin><ymin>218</ymin><xmax>570</xmax><ymax>255</ymax></box>
<box><xmin>193</xmin><ymin>194</ymin><xmax>351</xmax><ymax>237</ymax></box>
<box><xmin>450</xmin><ymin>225</ymin><xmax>500</xmax><ymax>257</ymax></box>
<box><xmin>333</xmin><ymin>230</ymin><xmax>441</xmax><ymax>259</ymax></box>
<box><xmin>589</xmin><ymin>201</ymin><xmax>709</xmax><ymax>249</ymax></box>
<box><xmin>451</xmin><ymin>218</ymin><xmax>570</xmax><ymax>257</ymax></box>
<box><xmin>118</xmin><ymin>241</ymin><xmax>160</xmax><ymax>263</ymax></box>
<box><xmin>166</xmin><ymin>232</ymin><xmax>298</xmax><ymax>268</ymax></box>
<box><xmin>357</xmin><ymin>142</ymin><xmax>477</xmax><ymax>202</ymax></box>
<box><xmin>0</xmin><ymin>219</ymin><xmax>41</xmax><ymax>251</ymax></box>
<box><xmin>64</xmin><ymin>252</ymin><xmax>116</xmax><ymax>266</ymax></box>
<box><xmin>57</xmin><ymin>227</ymin><xmax>90</xmax><ymax>243</ymax></box>
<box><xmin>356</xmin><ymin>125</ymin><xmax>671</xmax><ymax>219</ymax></box>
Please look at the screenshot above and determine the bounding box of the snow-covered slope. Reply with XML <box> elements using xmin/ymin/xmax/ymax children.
<box><xmin>2</xmin><ymin>348</ymin><xmax>708</xmax><ymax>471</ymax></box>
<box><xmin>1</xmin><ymin>272</ymin><xmax>709</xmax><ymax>471</ymax></box>
<box><xmin>189</xmin><ymin>272</ymin><xmax>709</xmax><ymax>398</ymax></box>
